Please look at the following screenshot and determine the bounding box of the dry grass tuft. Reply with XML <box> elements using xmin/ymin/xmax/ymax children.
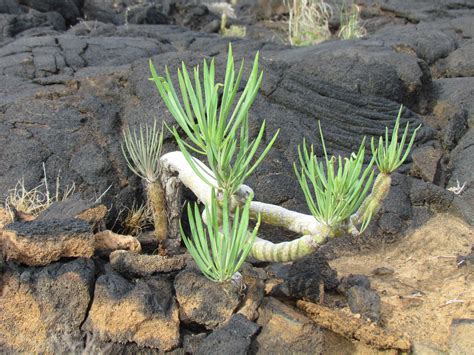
<box><xmin>3</xmin><ymin>163</ymin><xmax>75</xmax><ymax>221</ymax></box>
<box><xmin>117</xmin><ymin>202</ymin><xmax>153</xmax><ymax>236</ymax></box>
<box><xmin>285</xmin><ymin>0</ymin><xmax>333</xmax><ymax>45</ymax></box>
<box><xmin>338</xmin><ymin>3</ymin><xmax>366</xmax><ymax>40</ymax></box>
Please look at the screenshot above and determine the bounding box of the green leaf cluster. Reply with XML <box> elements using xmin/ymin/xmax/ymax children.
<box><xmin>149</xmin><ymin>45</ymin><xmax>279</xmax><ymax>195</ymax></box>
<box><xmin>181</xmin><ymin>191</ymin><xmax>260</xmax><ymax>282</ymax></box>
<box><xmin>295</xmin><ymin>107</ymin><xmax>420</xmax><ymax>232</ymax></box>
<box><xmin>121</xmin><ymin>120</ymin><xmax>164</xmax><ymax>183</ymax></box>
<box><xmin>295</xmin><ymin>123</ymin><xmax>375</xmax><ymax>231</ymax></box>
<box><xmin>371</xmin><ymin>106</ymin><xmax>421</xmax><ymax>174</ymax></box>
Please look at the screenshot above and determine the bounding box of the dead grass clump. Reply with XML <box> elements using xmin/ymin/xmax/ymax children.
<box><xmin>117</xmin><ymin>202</ymin><xmax>153</xmax><ymax>236</ymax></box>
<box><xmin>3</xmin><ymin>163</ymin><xmax>75</xmax><ymax>220</ymax></box>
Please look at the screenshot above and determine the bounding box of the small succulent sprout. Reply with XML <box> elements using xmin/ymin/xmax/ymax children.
<box><xmin>295</xmin><ymin>122</ymin><xmax>375</xmax><ymax>232</ymax></box>
<box><xmin>149</xmin><ymin>44</ymin><xmax>279</xmax><ymax>195</ymax></box>
<box><xmin>121</xmin><ymin>120</ymin><xmax>164</xmax><ymax>184</ymax></box>
<box><xmin>352</xmin><ymin>106</ymin><xmax>421</xmax><ymax>231</ymax></box>
<box><xmin>121</xmin><ymin>121</ymin><xmax>168</xmax><ymax>242</ymax></box>
<box><xmin>181</xmin><ymin>189</ymin><xmax>260</xmax><ymax>283</ymax></box>
<box><xmin>371</xmin><ymin>105</ymin><xmax>421</xmax><ymax>175</ymax></box>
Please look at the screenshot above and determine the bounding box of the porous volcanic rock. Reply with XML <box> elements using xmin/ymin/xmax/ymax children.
<box><xmin>195</xmin><ymin>314</ymin><xmax>260</xmax><ymax>355</ymax></box>
<box><xmin>82</xmin><ymin>268</ymin><xmax>180</xmax><ymax>351</ymax></box>
<box><xmin>346</xmin><ymin>286</ymin><xmax>382</xmax><ymax>323</ymax></box>
<box><xmin>374</xmin><ymin>0</ymin><xmax>474</xmax><ymax>22</ymax></box>
<box><xmin>253</xmin><ymin>297</ymin><xmax>325</xmax><ymax>353</ymax></box>
<box><xmin>271</xmin><ymin>39</ymin><xmax>431</xmax><ymax>107</ymax></box>
<box><xmin>18</xmin><ymin>0</ymin><xmax>83</xmax><ymax>25</ymax></box>
<box><xmin>37</xmin><ymin>194</ymin><xmax>108</xmax><ymax>229</ymax></box>
<box><xmin>447</xmin><ymin>129</ymin><xmax>474</xmax><ymax>224</ymax></box>
<box><xmin>438</xmin><ymin>39</ymin><xmax>474</xmax><ymax>78</ymax></box>
<box><xmin>0</xmin><ymin>9</ymin><xmax>66</xmax><ymax>42</ymax></box>
<box><xmin>174</xmin><ymin>268</ymin><xmax>242</xmax><ymax>329</ymax></box>
<box><xmin>266</xmin><ymin>253</ymin><xmax>339</xmax><ymax>302</ymax></box>
<box><xmin>410</xmin><ymin>145</ymin><xmax>443</xmax><ymax>183</ymax></box>
<box><xmin>93</xmin><ymin>230</ymin><xmax>141</xmax><ymax>254</ymax></box>
<box><xmin>0</xmin><ymin>258</ymin><xmax>95</xmax><ymax>353</ymax></box>
<box><xmin>109</xmin><ymin>249</ymin><xmax>187</xmax><ymax>277</ymax></box>
<box><xmin>373</xmin><ymin>24</ymin><xmax>458</xmax><ymax>65</ymax></box>
<box><xmin>433</xmin><ymin>77</ymin><xmax>474</xmax><ymax>127</ymax></box>
<box><xmin>1</xmin><ymin>218</ymin><xmax>94</xmax><ymax>266</ymax></box>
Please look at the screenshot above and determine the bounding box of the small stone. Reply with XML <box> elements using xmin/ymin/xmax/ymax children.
<box><xmin>110</xmin><ymin>250</ymin><xmax>187</xmax><ymax>278</ymax></box>
<box><xmin>253</xmin><ymin>297</ymin><xmax>325</xmax><ymax>353</ymax></box>
<box><xmin>195</xmin><ymin>314</ymin><xmax>260</xmax><ymax>355</ymax></box>
<box><xmin>338</xmin><ymin>274</ymin><xmax>371</xmax><ymax>293</ymax></box>
<box><xmin>372</xmin><ymin>267</ymin><xmax>395</xmax><ymax>276</ymax></box>
<box><xmin>449</xmin><ymin>319</ymin><xmax>474</xmax><ymax>355</ymax></box>
<box><xmin>456</xmin><ymin>246</ymin><xmax>474</xmax><ymax>268</ymax></box>
<box><xmin>1</xmin><ymin>218</ymin><xmax>94</xmax><ymax>266</ymax></box>
<box><xmin>136</xmin><ymin>231</ymin><xmax>159</xmax><ymax>254</ymax></box>
<box><xmin>82</xmin><ymin>269</ymin><xmax>180</xmax><ymax>351</ymax></box>
<box><xmin>174</xmin><ymin>268</ymin><xmax>241</xmax><ymax>329</ymax></box>
<box><xmin>346</xmin><ymin>286</ymin><xmax>382</xmax><ymax>323</ymax></box>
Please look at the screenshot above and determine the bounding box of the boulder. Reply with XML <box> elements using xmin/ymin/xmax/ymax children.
<box><xmin>0</xmin><ymin>258</ymin><xmax>95</xmax><ymax>353</ymax></box>
<box><xmin>253</xmin><ymin>297</ymin><xmax>325</xmax><ymax>353</ymax></box>
<box><xmin>373</xmin><ymin>25</ymin><xmax>457</xmax><ymax>65</ymax></box>
<box><xmin>1</xmin><ymin>218</ymin><xmax>94</xmax><ymax>266</ymax></box>
<box><xmin>447</xmin><ymin>129</ymin><xmax>474</xmax><ymax>224</ymax></box>
<box><xmin>271</xmin><ymin>39</ymin><xmax>431</xmax><ymax>107</ymax></box>
<box><xmin>433</xmin><ymin>77</ymin><xmax>474</xmax><ymax>127</ymax></box>
<box><xmin>174</xmin><ymin>268</ymin><xmax>241</xmax><ymax>329</ymax></box>
<box><xmin>375</xmin><ymin>0</ymin><xmax>474</xmax><ymax>22</ymax></box>
<box><xmin>82</xmin><ymin>269</ymin><xmax>180</xmax><ymax>351</ymax></box>
<box><xmin>0</xmin><ymin>10</ymin><xmax>65</xmax><ymax>42</ymax></box>
<box><xmin>438</xmin><ymin>39</ymin><xmax>474</xmax><ymax>78</ymax></box>
<box><xmin>18</xmin><ymin>0</ymin><xmax>83</xmax><ymax>25</ymax></box>
<box><xmin>109</xmin><ymin>250</ymin><xmax>187</xmax><ymax>278</ymax></box>
<box><xmin>195</xmin><ymin>314</ymin><xmax>260</xmax><ymax>355</ymax></box>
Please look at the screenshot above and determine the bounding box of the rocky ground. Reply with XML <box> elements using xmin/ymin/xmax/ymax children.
<box><xmin>0</xmin><ymin>0</ymin><xmax>473</xmax><ymax>354</ymax></box>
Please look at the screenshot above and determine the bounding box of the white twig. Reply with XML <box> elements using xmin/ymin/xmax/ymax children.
<box><xmin>447</xmin><ymin>180</ymin><xmax>468</xmax><ymax>195</ymax></box>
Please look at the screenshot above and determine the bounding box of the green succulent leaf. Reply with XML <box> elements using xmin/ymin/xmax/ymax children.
<box><xmin>149</xmin><ymin>44</ymin><xmax>279</xmax><ymax>195</ymax></box>
<box><xmin>121</xmin><ymin>120</ymin><xmax>164</xmax><ymax>184</ymax></box>
<box><xmin>371</xmin><ymin>105</ymin><xmax>421</xmax><ymax>174</ymax></box>
<box><xmin>295</xmin><ymin>122</ymin><xmax>375</xmax><ymax>231</ymax></box>
<box><xmin>180</xmin><ymin>190</ymin><xmax>260</xmax><ymax>283</ymax></box>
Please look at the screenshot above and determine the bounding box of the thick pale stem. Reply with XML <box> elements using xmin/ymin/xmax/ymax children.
<box><xmin>161</xmin><ymin>151</ymin><xmax>330</xmax><ymax>262</ymax></box>
<box><xmin>160</xmin><ymin>151</ymin><xmax>391</xmax><ymax>262</ymax></box>
<box><xmin>350</xmin><ymin>173</ymin><xmax>392</xmax><ymax>233</ymax></box>
<box><xmin>249</xmin><ymin>202</ymin><xmax>326</xmax><ymax>236</ymax></box>
<box><xmin>146</xmin><ymin>181</ymin><xmax>168</xmax><ymax>241</ymax></box>
<box><xmin>161</xmin><ymin>152</ymin><xmax>326</xmax><ymax>235</ymax></box>
<box><xmin>250</xmin><ymin>232</ymin><xmax>329</xmax><ymax>262</ymax></box>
